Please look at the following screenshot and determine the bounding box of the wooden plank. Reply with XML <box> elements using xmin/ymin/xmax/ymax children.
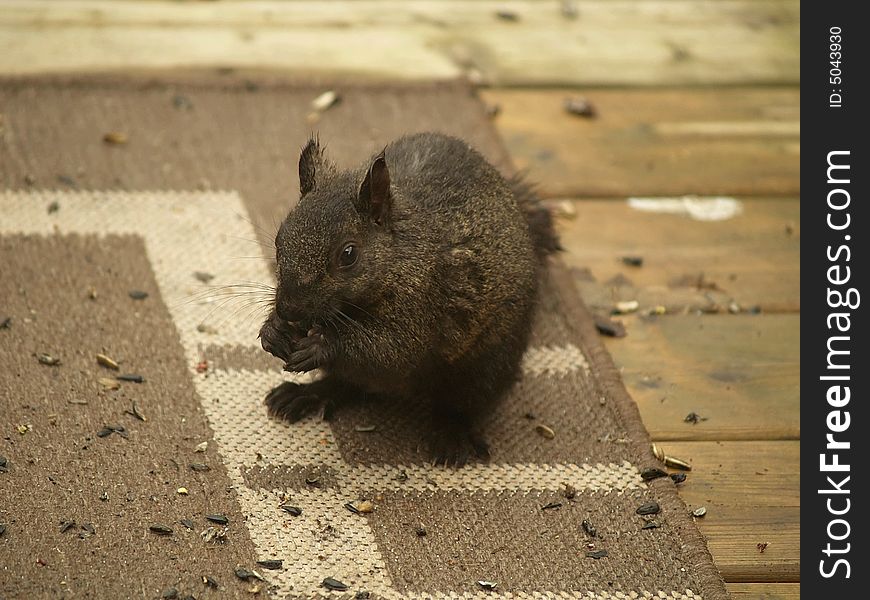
<box><xmin>726</xmin><ymin>583</ymin><xmax>800</xmax><ymax>599</ymax></box>
<box><xmin>557</xmin><ymin>199</ymin><xmax>800</xmax><ymax>313</ymax></box>
<box><xmin>603</xmin><ymin>314</ymin><xmax>799</xmax><ymax>441</ymax></box>
<box><xmin>481</xmin><ymin>88</ymin><xmax>800</xmax><ymax>197</ymax></box>
<box><xmin>664</xmin><ymin>441</ymin><xmax>800</xmax><ymax>582</ymax></box>
<box><xmin>0</xmin><ymin>1</ymin><xmax>800</xmax><ymax>86</ymax></box>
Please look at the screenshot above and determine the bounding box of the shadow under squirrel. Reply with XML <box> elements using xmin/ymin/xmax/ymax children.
<box><xmin>259</xmin><ymin>132</ymin><xmax>560</xmax><ymax>466</ymax></box>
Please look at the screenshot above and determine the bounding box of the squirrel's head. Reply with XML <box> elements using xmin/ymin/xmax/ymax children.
<box><xmin>273</xmin><ymin>136</ymin><xmax>394</xmax><ymax>327</ymax></box>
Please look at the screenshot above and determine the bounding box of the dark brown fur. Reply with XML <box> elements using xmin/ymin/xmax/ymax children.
<box><xmin>259</xmin><ymin>132</ymin><xmax>558</xmax><ymax>465</ymax></box>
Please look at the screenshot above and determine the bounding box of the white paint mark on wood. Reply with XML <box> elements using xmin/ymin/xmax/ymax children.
<box><xmin>628</xmin><ymin>196</ymin><xmax>744</xmax><ymax>221</ymax></box>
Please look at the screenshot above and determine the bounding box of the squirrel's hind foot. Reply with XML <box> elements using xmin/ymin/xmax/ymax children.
<box><xmin>426</xmin><ymin>429</ymin><xmax>490</xmax><ymax>468</ymax></box>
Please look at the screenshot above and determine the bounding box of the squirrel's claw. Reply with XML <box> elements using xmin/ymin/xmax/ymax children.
<box><xmin>283</xmin><ymin>332</ymin><xmax>331</xmax><ymax>373</ymax></box>
<box><xmin>265</xmin><ymin>382</ymin><xmax>325</xmax><ymax>423</ymax></box>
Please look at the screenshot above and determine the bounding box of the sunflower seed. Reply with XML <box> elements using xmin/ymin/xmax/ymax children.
<box><xmin>636</xmin><ymin>501</ymin><xmax>661</xmax><ymax>516</ymax></box>
<box><xmin>670</xmin><ymin>473</ymin><xmax>687</xmax><ymax>484</ymax></box>
<box><xmin>206</xmin><ymin>514</ymin><xmax>228</xmax><ymax>525</ymax></box>
<box><xmin>586</xmin><ymin>549</ymin><xmax>608</xmax><ymax>559</ymax></box>
<box><xmin>477</xmin><ymin>580</ymin><xmax>498</xmax><ymax>591</ymax></box>
<box><xmin>535</xmin><ymin>424</ymin><xmax>555</xmax><ymax>439</ymax></box>
<box><xmin>311</xmin><ymin>91</ymin><xmax>340</xmax><ymax>112</ymax></box>
<box><xmin>128</xmin><ymin>290</ymin><xmax>148</xmax><ymax>300</ymax></box>
<box><xmin>203</xmin><ymin>575</ymin><xmax>219</xmax><ymax>588</ymax></box>
<box><xmin>641</xmin><ymin>467</ymin><xmax>668</xmax><ymax>481</ymax></box>
<box><xmin>180</xmin><ymin>518</ymin><xmax>195</xmax><ymax>530</ymax></box>
<box><xmin>692</xmin><ymin>506</ymin><xmax>707</xmax><ymax>518</ymax></box>
<box><xmin>0</xmin><ymin>317</ymin><xmax>11</xmax><ymax>329</ymax></box>
<box><xmin>161</xmin><ymin>587</ymin><xmax>179</xmax><ymax>599</ymax></box>
<box><xmin>415</xmin><ymin>524</ymin><xmax>427</xmax><ymax>537</ymax></box>
<box><xmin>354</xmin><ymin>425</ymin><xmax>377</xmax><ymax>432</ymax></box>
<box><xmin>47</xmin><ymin>201</ymin><xmax>60</xmax><ymax>214</ymax></box>
<box><xmin>149</xmin><ymin>524</ymin><xmax>174</xmax><ymax>536</ymax></box>
<box><xmin>684</xmin><ymin>412</ymin><xmax>708</xmax><ymax>425</ymax></box>
<box><xmin>60</xmin><ymin>520</ymin><xmax>76</xmax><ymax>533</ymax></box>
<box><xmin>125</xmin><ymin>401</ymin><xmax>146</xmax><ymax>422</ymax></box>
<box><xmin>280</xmin><ymin>505</ymin><xmax>302</xmax><ymax>516</ymax></box>
<box><xmin>541</xmin><ymin>502</ymin><xmax>562</xmax><ymax>511</ymax></box>
<box><xmin>98</xmin><ymin>377</ymin><xmax>120</xmax><ymax>391</ymax></box>
<box><xmin>193</xmin><ymin>271</ymin><xmax>215</xmax><ymax>283</ymax></box>
<box><xmin>117</xmin><ymin>374</ymin><xmax>144</xmax><ymax>383</ymax></box>
<box><xmin>0</xmin><ymin>523</ymin><xmax>6</xmax><ymax>536</ymax></box>
<box><xmin>103</xmin><ymin>132</ymin><xmax>128</xmax><ymax>145</ymax></box>
<box><xmin>195</xmin><ymin>441</ymin><xmax>208</xmax><ymax>453</ymax></box>
<box><xmin>201</xmin><ymin>526</ymin><xmax>228</xmax><ymax>543</ymax></box>
<box><xmin>621</xmin><ymin>256</ymin><xmax>644</xmax><ymax>267</ymax></box>
<box><xmin>582</xmin><ymin>519</ymin><xmax>597</xmax><ymax>537</ymax></box>
<box><xmin>564</xmin><ymin>96</ymin><xmax>597</xmax><ymax>118</ymax></box>
<box><xmin>189</xmin><ymin>463</ymin><xmax>211</xmax><ymax>472</ymax></box>
<box><xmin>322</xmin><ymin>577</ymin><xmax>348</xmax><ymax>591</ymax></box>
<box><xmin>256</xmin><ymin>559</ymin><xmax>283</xmax><ymax>570</ymax></box>
<box><xmin>641</xmin><ymin>520</ymin><xmax>660</xmax><ymax>530</ymax></box>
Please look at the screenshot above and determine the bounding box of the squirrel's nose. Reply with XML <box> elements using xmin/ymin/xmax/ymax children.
<box><xmin>275</xmin><ymin>298</ymin><xmax>305</xmax><ymax>324</ymax></box>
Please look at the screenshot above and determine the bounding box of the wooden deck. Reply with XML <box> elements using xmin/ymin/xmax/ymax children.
<box><xmin>0</xmin><ymin>2</ymin><xmax>800</xmax><ymax>597</ymax></box>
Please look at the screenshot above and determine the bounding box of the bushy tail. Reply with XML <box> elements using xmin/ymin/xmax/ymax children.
<box><xmin>510</xmin><ymin>175</ymin><xmax>562</xmax><ymax>259</ymax></box>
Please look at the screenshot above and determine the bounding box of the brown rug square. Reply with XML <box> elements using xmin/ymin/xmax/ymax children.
<box><xmin>0</xmin><ymin>74</ymin><xmax>728</xmax><ymax>599</ymax></box>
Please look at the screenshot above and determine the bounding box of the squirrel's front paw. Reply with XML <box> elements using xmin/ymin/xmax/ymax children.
<box><xmin>259</xmin><ymin>314</ymin><xmax>304</xmax><ymax>362</ymax></box>
<box><xmin>283</xmin><ymin>327</ymin><xmax>332</xmax><ymax>373</ymax></box>
<box><xmin>265</xmin><ymin>381</ymin><xmax>330</xmax><ymax>422</ymax></box>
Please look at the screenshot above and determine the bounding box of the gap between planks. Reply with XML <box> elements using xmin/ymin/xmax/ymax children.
<box><xmin>0</xmin><ymin>1</ymin><xmax>800</xmax><ymax>87</ymax></box>
<box><xmin>481</xmin><ymin>87</ymin><xmax>800</xmax><ymax>198</ymax></box>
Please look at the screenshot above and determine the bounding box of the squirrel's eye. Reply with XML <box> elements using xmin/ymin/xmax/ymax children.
<box><xmin>339</xmin><ymin>243</ymin><xmax>359</xmax><ymax>268</ymax></box>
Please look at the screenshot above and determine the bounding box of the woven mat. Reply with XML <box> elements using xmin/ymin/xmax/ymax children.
<box><xmin>0</xmin><ymin>74</ymin><xmax>728</xmax><ymax>600</ymax></box>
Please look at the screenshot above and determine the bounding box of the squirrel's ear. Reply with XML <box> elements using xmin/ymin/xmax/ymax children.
<box><xmin>298</xmin><ymin>135</ymin><xmax>333</xmax><ymax>196</ymax></box>
<box><xmin>357</xmin><ymin>150</ymin><xmax>392</xmax><ymax>226</ymax></box>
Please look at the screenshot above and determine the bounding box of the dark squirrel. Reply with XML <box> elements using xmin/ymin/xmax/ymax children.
<box><xmin>259</xmin><ymin>132</ymin><xmax>560</xmax><ymax>465</ymax></box>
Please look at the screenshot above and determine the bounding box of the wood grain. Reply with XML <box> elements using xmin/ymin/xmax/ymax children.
<box><xmin>0</xmin><ymin>1</ymin><xmax>800</xmax><ymax>86</ymax></box>
<box><xmin>664</xmin><ymin>441</ymin><xmax>800</xmax><ymax>582</ymax></box>
<box><xmin>604</xmin><ymin>314</ymin><xmax>799</xmax><ymax>441</ymax></box>
<box><xmin>481</xmin><ymin>88</ymin><xmax>800</xmax><ymax>197</ymax></box>
<box><xmin>557</xmin><ymin>198</ymin><xmax>800</xmax><ymax>313</ymax></box>
<box><xmin>726</xmin><ymin>583</ymin><xmax>800</xmax><ymax>599</ymax></box>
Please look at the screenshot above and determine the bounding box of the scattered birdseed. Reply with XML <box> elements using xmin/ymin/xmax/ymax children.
<box><xmin>80</xmin><ymin>523</ymin><xmax>96</xmax><ymax>538</ymax></box>
<box><xmin>621</xmin><ymin>256</ymin><xmax>644</xmax><ymax>267</ymax></box>
<box><xmin>757</xmin><ymin>542</ymin><xmax>769</xmax><ymax>553</ymax></box>
<box><xmin>641</xmin><ymin>521</ymin><xmax>660</xmax><ymax>530</ymax></box>
<box><xmin>177</xmin><ymin>487</ymin><xmax>189</xmax><ymax>496</ymax></box>
<box><xmin>640</xmin><ymin>467</ymin><xmax>668</xmax><ymax>481</ymax></box>
<box><xmin>195</xmin><ymin>441</ymin><xmax>208</xmax><ymax>453</ymax></box>
<box><xmin>0</xmin><ymin>455</ymin><xmax>7</xmax><ymax>473</ymax></box>
<box><xmin>96</xmin><ymin>353</ymin><xmax>120</xmax><ymax>370</ymax></box>
<box><xmin>203</xmin><ymin>575</ymin><xmax>219</xmax><ymax>588</ymax></box>
<box><xmin>355</xmin><ymin>593</ymin><xmax>371</xmax><ymax>600</ymax></box>
<box><xmin>652</xmin><ymin>443</ymin><xmax>665</xmax><ymax>461</ymax></box>
<box><xmin>96</xmin><ymin>427</ymin><xmax>115</xmax><ymax>438</ymax></box>
<box><xmin>98</xmin><ymin>377</ymin><xmax>120</xmax><ymax>391</ymax></box>
<box><xmin>670</xmin><ymin>473</ymin><xmax>687</xmax><ymax>484</ymax></box>
<box><xmin>128</xmin><ymin>290</ymin><xmax>148</xmax><ymax>300</ymax></box>
<box><xmin>206</xmin><ymin>514</ymin><xmax>229</xmax><ymax>525</ymax></box>
<box><xmin>0</xmin><ymin>523</ymin><xmax>5</xmax><ymax>537</ymax></box>
<box><xmin>563</xmin><ymin>482</ymin><xmax>577</xmax><ymax>500</ymax></box>
<box><xmin>593</xmin><ymin>314</ymin><xmax>627</xmax><ymax>338</ymax></box>
<box><xmin>663</xmin><ymin>454</ymin><xmax>692</xmax><ymax>471</ymax></box>
<box><xmin>564</xmin><ymin>96</ymin><xmax>597</xmax><ymax>118</ymax></box>
<box><xmin>196</xmin><ymin>323</ymin><xmax>218</xmax><ymax>335</ymax></box>
<box><xmin>103</xmin><ymin>132</ymin><xmax>128</xmax><ymax>145</ymax></box>
<box><xmin>180</xmin><ymin>518</ymin><xmax>195</xmax><ymax>530</ymax></box>
<box><xmin>614</xmin><ymin>300</ymin><xmax>640</xmax><ymax>314</ymax></box>
<box><xmin>195</xmin><ymin>360</ymin><xmax>209</xmax><ymax>373</ymax></box>
<box><xmin>415</xmin><ymin>524</ymin><xmax>427</xmax><ymax>537</ymax></box>
<box><xmin>117</xmin><ymin>374</ymin><xmax>145</xmax><ymax>383</ymax></box>
<box><xmin>57</xmin><ymin>174</ymin><xmax>77</xmax><ymax>187</ymax></box>
<box><xmin>636</xmin><ymin>501</ymin><xmax>661</xmax><ymax>516</ymax></box>
<box><xmin>354</xmin><ymin>425</ymin><xmax>377</xmax><ymax>432</ymax></box>
<box><xmin>684</xmin><ymin>412</ymin><xmax>708</xmax><ymax>425</ymax></box>
<box><xmin>541</xmin><ymin>502</ymin><xmax>562</xmax><ymax>511</ymax></box>
<box><xmin>193</xmin><ymin>271</ymin><xmax>215</xmax><ymax>283</ymax></box>
<box><xmin>344</xmin><ymin>502</ymin><xmax>360</xmax><ymax>514</ymax></box>
<box><xmin>280</xmin><ymin>504</ymin><xmax>302</xmax><ymax>517</ymax></box>
<box><xmin>356</xmin><ymin>501</ymin><xmax>374</xmax><ymax>514</ymax></box>
<box><xmin>172</xmin><ymin>94</ymin><xmax>193</xmax><ymax>110</ymax></box>
<box><xmin>189</xmin><ymin>463</ymin><xmax>211</xmax><ymax>472</ymax></box>
<box><xmin>535</xmin><ymin>424</ymin><xmax>556</xmax><ymax>439</ymax></box>
<box><xmin>311</xmin><ymin>91</ymin><xmax>340</xmax><ymax>112</ymax></box>
<box><xmin>60</xmin><ymin>520</ymin><xmax>76</xmax><ymax>533</ymax></box>
<box><xmin>149</xmin><ymin>524</ymin><xmax>174</xmax><ymax>536</ymax></box>
<box><xmin>582</xmin><ymin>519</ymin><xmax>597</xmax><ymax>537</ymax></box>
<box><xmin>495</xmin><ymin>10</ymin><xmax>519</xmax><ymax>21</ymax></box>
<box><xmin>0</xmin><ymin>317</ymin><xmax>11</xmax><ymax>329</ymax></box>
<box><xmin>322</xmin><ymin>577</ymin><xmax>348</xmax><ymax>591</ymax></box>
<box><xmin>395</xmin><ymin>470</ymin><xmax>409</xmax><ymax>482</ymax></box>
<box><xmin>692</xmin><ymin>506</ymin><xmax>707</xmax><ymax>518</ymax></box>
<box><xmin>37</xmin><ymin>353</ymin><xmax>61</xmax><ymax>366</ymax></box>
<box><xmin>125</xmin><ymin>401</ymin><xmax>146</xmax><ymax>422</ymax></box>
<box><xmin>16</xmin><ymin>424</ymin><xmax>31</xmax><ymax>435</ymax></box>
<box><xmin>235</xmin><ymin>567</ymin><xmax>264</xmax><ymax>582</ymax></box>
<box><xmin>201</xmin><ymin>526</ymin><xmax>228</xmax><ymax>544</ymax></box>
<box><xmin>256</xmin><ymin>559</ymin><xmax>283</xmax><ymax>570</ymax></box>
<box><xmin>47</xmin><ymin>201</ymin><xmax>60</xmax><ymax>214</ymax></box>
<box><xmin>586</xmin><ymin>549</ymin><xmax>608</xmax><ymax>559</ymax></box>
<box><xmin>477</xmin><ymin>580</ymin><xmax>498</xmax><ymax>591</ymax></box>
<box><xmin>161</xmin><ymin>587</ymin><xmax>179</xmax><ymax>599</ymax></box>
